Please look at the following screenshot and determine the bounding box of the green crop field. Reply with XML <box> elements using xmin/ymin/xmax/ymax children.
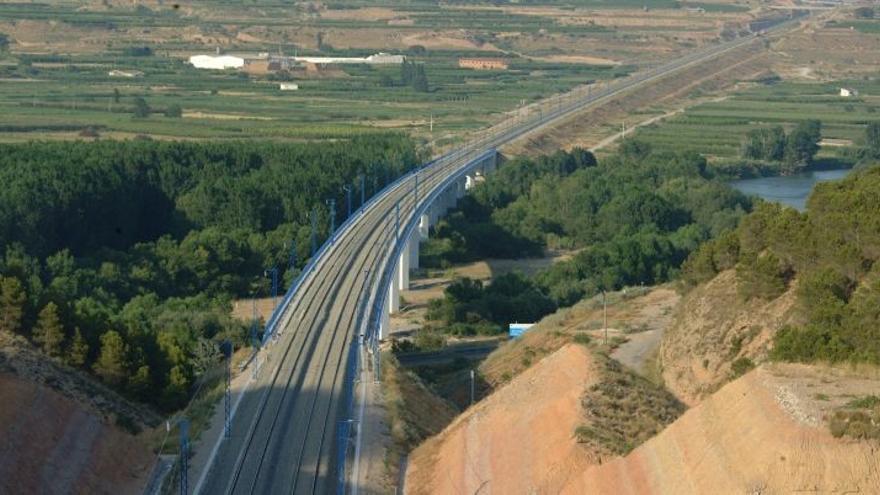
<box><xmin>0</xmin><ymin>51</ymin><xmax>622</xmax><ymax>143</ymax></box>
<box><xmin>633</xmin><ymin>80</ymin><xmax>880</xmax><ymax>160</ymax></box>
<box><xmin>0</xmin><ymin>0</ymin><xmax>753</xmax><ymax>144</ymax></box>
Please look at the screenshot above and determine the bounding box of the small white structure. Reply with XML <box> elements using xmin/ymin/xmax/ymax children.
<box><xmin>279</xmin><ymin>82</ymin><xmax>299</xmax><ymax>91</ymax></box>
<box><xmin>188</xmin><ymin>55</ymin><xmax>245</xmax><ymax>70</ymax></box>
<box><xmin>840</xmin><ymin>87</ymin><xmax>859</xmax><ymax>97</ymax></box>
<box><xmin>292</xmin><ymin>52</ymin><xmax>405</xmax><ymax>65</ymax></box>
<box><xmin>108</xmin><ymin>69</ymin><xmax>143</xmax><ymax>78</ymax></box>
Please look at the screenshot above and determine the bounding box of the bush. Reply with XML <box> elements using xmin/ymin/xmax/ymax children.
<box><xmin>730</xmin><ymin>357</ymin><xmax>754</xmax><ymax>378</ymax></box>
<box><xmin>736</xmin><ymin>252</ymin><xmax>789</xmax><ymax>301</ymax></box>
<box><xmin>770</xmin><ymin>324</ymin><xmax>853</xmax><ymax>362</ymax></box>
<box><xmin>414</xmin><ymin>330</ymin><xmax>445</xmax><ymax>351</ymax></box>
<box><xmin>164</xmin><ymin>104</ymin><xmax>183</xmax><ymax>118</ymax></box>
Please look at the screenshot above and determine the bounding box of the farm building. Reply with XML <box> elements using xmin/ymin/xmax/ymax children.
<box><xmin>189</xmin><ymin>55</ymin><xmax>246</xmax><ymax>70</ymax></box>
<box><xmin>108</xmin><ymin>69</ymin><xmax>143</xmax><ymax>78</ymax></box>
<box><xmin>291</xmin><ymin>52</ymin><xmax>405</xmax><ymax>65</ymax></box>
<box><xmin>839</xmin><ymin>87</ymin><xmax>859</xmax><ymax>97</ymax></box>
<box><xmin>279</xmin><ymin>83</ymin><xmax>299</xmax><ymax>91</ymax></box>
<box><xmin>458</xmin><ymin>58</ymin><xmax>509</xmax><ymax>70</ymax></box>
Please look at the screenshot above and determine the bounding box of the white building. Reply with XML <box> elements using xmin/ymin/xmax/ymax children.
<box><xmin>840</xmin><ymin>87</ymin><xmax>859</xmax><ymax>97</ymax></box>
<box><xmin>108</xmin><ymin>69</ymin><xmax>143</xmax><ymax>78</ymax></box>
<box><xmin>188</xmin><ymin>55</ymin><xmax>245</xmax><ymax>70</ymax></box>
<box><xmin>279</xmin><ymin>83</ymin><xmax>299</xmax><ymax>91</ymax></box>
<box><xmin>292</xmin><ymin>52</ymin><xmax>405</xmax><ymax>65</ymax></box>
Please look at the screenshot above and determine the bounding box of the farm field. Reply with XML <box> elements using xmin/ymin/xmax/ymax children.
<box><xmin>633</xmin><ymin>79</ymin><xmax>880</xmax><ymax>161</ymax></box>
<box><xmin>0</xmin><ymin>0</ymin><xmax>759</xmax><ymax>145</ymax></box>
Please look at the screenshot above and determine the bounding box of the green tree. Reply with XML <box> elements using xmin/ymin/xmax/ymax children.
<box><xmin>94</xmin><ymin>330</ymin><xmax>129</xmax><ymax>387</ymax></box>
<box><xmin>132</xmin><ymin>97</ymin><xmax>150</xmax><ymax>118</ymax></box>
<box><xmin>0</xmin><ymin>33</ymin><xmax>9</xmax><ymax>52</ymax></box>
<box><xmin>33</xmin><ymin>302</ymin><xmax>65</xmax><ymax>358</ymax></box>
<box><xmin>67</xmin><ymin>328</ymin><xmax>89</xmax><ymax>368</ymax></box>
<box><xmin>164</xmin><ymin>104</ymin><xmax>182</xmax><ymax>118</ymax></box>
<box><xmin>411</xmin><ymin>64</ymin><xmax>429</xmax><ymax>93</ymax></box>
<box><xmin>782</xmin><ymin>120</ymin><xmax>821</xmax><ymax>174</ymax></box>
<box><xmin>162</xmin><ymin>364</ymin><xmax>190</xmax><ymax>410</ymax></box>
<box><xmin>741</xmin><ymin>126</ymin><xmax>785</xmax><ymax>161</ymax></box>
<box><xmin>854</xmin><ymin>7</ymin><xmax>874</xmax><ymax>18</ymax></box>
<box><xmin>400</xmin><ymin>60</ymin><xmax>414</xmax><ymax>85</ymax></box>
<box><xmin>127</xmin><ymin>364</ymin><xmax>152</xmax><ymax>399</ymax></box>
<box><xmin>0</xmin><ymin>276</ymin><xmax>26</xmax><ymax>335</ymax></box>
<box><xmin>191</xmin><ymin>338</ymin><xmax>220</xmax><ymax>377</ymax></box>
<box><xmin>866</xmin><ymin>122</ymin><xmax>880</xmax><ymax>158</ymax></box>
<box><xmin>113</xmin><ymin>88</ymin><xmax>120</xmax><ymax>104</ymax></box>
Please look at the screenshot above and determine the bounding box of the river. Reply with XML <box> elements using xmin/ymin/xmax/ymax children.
<box><xmin>728</xmin><ymin>169</ymin><xmax>851</xmax><ymax>211</ymax></box>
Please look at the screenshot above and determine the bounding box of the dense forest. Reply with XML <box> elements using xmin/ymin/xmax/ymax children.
<box><xmin>682</xmin><ymin>164</ymin><xmax>880</xmax><ymax>364</ymax></box>
<box><xmin>0</xmin><ymin>136</ymin><xmax>420</xmax><ymax>411</ymax></box>
<box><xmin>424</xmin><ymin>142</ymin><xmax>753</xmax><ymax>335</ymax></box>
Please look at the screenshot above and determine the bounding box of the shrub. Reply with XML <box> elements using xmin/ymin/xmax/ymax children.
<box><xmin>164</xmin><ymin>104</ymin><xmax>183</xmax><ymax>118</ymax></box>
<box><xmin>730</xmin><ymin>357</ymin><xmax>755</xmax><ymax>378</ymax></box>
<box><xmin>736</xmin><ymin>252</ymin><xmax>789</xmax><ymax>301</ymax></box>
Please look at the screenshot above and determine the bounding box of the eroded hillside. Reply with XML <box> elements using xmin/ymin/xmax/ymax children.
<box><xmin>405</xmin><ymin>341</ymin><xmax>683</xmax><ymax>493</ymax></box>
<box><xmin>0</xmin><ymin>333</ymin><xmax>155</xmax><ymax>494</ymax></box>
<box><xmin>660</xmin><ymin>269</ymin><xmax>801</xmax><ymax>404</ymax></box>
<box><xmin>565</xmin><ymin>364</ymin><xmax>880</xmax><ymax>493</ymax></box>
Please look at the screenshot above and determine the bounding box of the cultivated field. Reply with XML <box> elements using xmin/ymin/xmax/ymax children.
<box><xmin>0</xmin><ymin>0</ymin><xmax>760</xmax><ymax>144</ymax></box>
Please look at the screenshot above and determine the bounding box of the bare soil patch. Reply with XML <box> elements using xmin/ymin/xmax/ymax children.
<box><xmin>660</xmin><ymin>270</ymin><xmax>801</xmax><ymax>405</ymax></box>
<box><xmin>566</xmin><ymin>364</ymin><xmax>880</xmax><ymax>493</ymax></box>
<box><xmin>405</xmin><ymin>344</ymin><xmax>597</xmax><ymax>494</ymax></box>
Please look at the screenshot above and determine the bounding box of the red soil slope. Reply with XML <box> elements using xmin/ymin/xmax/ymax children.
<box><xmin>405</xmin><ymin>344</ymin><xmax>596</xmax><ymax>494</ymax></box>
<box><xmin>567</xmin><ymin>365</ymin><xmax>880</xmax><ymax>493</ymax></box>
<box><xmin>0</xmin><ymin>373</ymin><xmax>153</xmax><ymax>494</ymax></box>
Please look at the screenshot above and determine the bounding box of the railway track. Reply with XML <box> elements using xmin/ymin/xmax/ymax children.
<box><xmin>194</xmin><ymin>14</ymin><xmax>803</xmax><ymax>495</ymax></box>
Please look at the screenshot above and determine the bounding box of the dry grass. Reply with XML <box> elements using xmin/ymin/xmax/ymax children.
<box><xmin>381</xmin><ymin>353</ymin><xmax>458</xmax><ymax>483</ymax></box>
<box><xmin>576</xmin><ymin>353</ymin><xmax>685</xmax><ymax>457</ymax></box>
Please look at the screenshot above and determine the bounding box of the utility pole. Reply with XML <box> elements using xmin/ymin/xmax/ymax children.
<box><xmin>250</xmin><ymin>298</ymin><xmax>261</xmax><ymax>378</ymax></box>
<box><xmin>394</xmin><ymin>202</ymin><xmax>400</xmax><ymax>240</ymax></box>
<box><xmin>179</xmin><ymin>419</ymin><xmax>189</xmax><ymax>495</ymax></box>
<box><xmin>470</xmin><ymin>369</ymin><xmax>475</xmax><ymax>405</ymax></box>
<box><xmin>265</xmin><ymin>267</ymin><xmax>279</xmax><ymax>312</ymax></box>
<box><xmin>360</xmin><ymin>174</ymin><xmax>366</xmax><ymax>209</ymax></box>
<box><xmin>429</xmin><ymin>113</ymin><xmax>433</xmax><ymax>133</ymax></box>
<box><xmin>326</xmin><ymin>198</ymin><xmax>336</xmax><ymax>235</ymax></box>
<box><xmin>343</xmin><ymin>185</ymin><xmax>352</xmax><ymax>219</ymax></box>
<box><xmin>310</xmin><ymin>208</ymin><xmax>318</xmax><ymax>256</ymax></box>
<box><xmin>414</xmin><ymin>173</ymin><xmax>419</xmax><ymax>205</ymax></box>
<box><xmin>223</xmin><ymin>340</ymin><xmax>232</xmax><ymax>439</ymax></box>
<box><xmin>603</xmin><ymin>291</ymin><xmax>608</xmax><ymax>346</ymax></box>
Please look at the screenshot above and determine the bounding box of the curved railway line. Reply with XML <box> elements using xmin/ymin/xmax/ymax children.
<box><xmin>193</xmin><ymin>15</ymin><xmax>803</xmax><ymax>495</ymax></box>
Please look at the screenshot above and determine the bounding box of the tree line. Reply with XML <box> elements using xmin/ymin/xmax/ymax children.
<box><xmin>0</xmin><ymin>136</ymin><xmax>420</xmax><ymax>411</ymax></box>
<box><xmin>682</xmin><ymin>164</ymin><xmax>880</xmax><ymax>364</ymax></box>
<box><xmin>740</xmin><ymin>120</ymin><xmax>822</xmax><ymax>175</ymax></box>
<box><xmin>423</xmin><ymin>143</ymin><xmax>753</xmax><ymax>336</ymax></box>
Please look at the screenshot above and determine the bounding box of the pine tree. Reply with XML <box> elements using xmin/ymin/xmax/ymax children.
<box><xmin>67</xmin><ymin>328</ymin><xmax>89</xmax><ymax>368</ymax></box>
<box><xmin>411</xmin><ymin>64</ymin><xmax>429</xmax><ymax>93</ymax></box>
<box><xmin>94</xmin><ymin>330</ymin><xmax>129</xmax><ymax>387</ymax></box>
<box><xmin>0</xmin><ymin>276</ymin><xmax>26</xmax><ymax>335</ymax></box>
<box><xmin>33</xmin><ymin>302</ymin><xmax>65</xmax><ymax>358</ymax></box>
